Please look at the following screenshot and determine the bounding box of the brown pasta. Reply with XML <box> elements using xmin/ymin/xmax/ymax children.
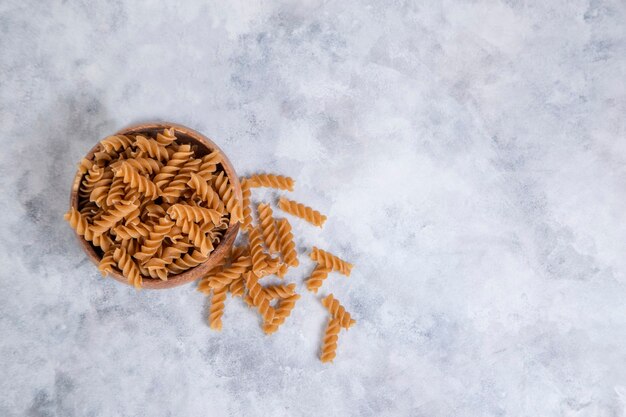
<box><xmin>310</xmin><ymin>247</ymin><xmax>353</xmax><ymax>276</ymax></box>
<box><xmin>228</xmin><ymin>277</ymin><xmax>245</xmax><ymax>297</ymax></box>
<box><xmin>200</xmin><ymin>255</ymin><xmax>251</xmax><ymax>290</ymax></box>
<box><xmin>113</xmin><ymin>162</ymin><xmax>161</xmax><ymax>200</ymax></box>
<box><xmin>244</xmin><ymin>271</ymin><xmax>275</xmax><ymax>324</ymax></box>
<box><xmin>66</xmin><ymin>128</ymin><xmax>242</xmax><ymax>288</ymax></box>
<box><xmin>187</xmin><ymin>173</ymin><xmax>225</xmax><ymax>212</ymax></box>
<box><xmin>69</xmin><ymin>129</ymin><xmax>359</xmax><ymax>360</ymax></box>
<box><xmin>98</xmin><ymin>250</ymin><xmax>116</xmax><ymax>277</ymax></box>
<box><xmin>248</xmin><ymin>227</ymin><xmax>269</xmax><ymax>277</ymax></box>
<box><xmin>263</xmin><ymin>294</ymin><xmax>300</xmax><ymax>335</ymax></box>
<box><xmin>276</xmin><ymin>218</ymin><xmax>298</xmax><ymax>267</ymax></box>
<box><xmin>167</xmin><ymin>204</ymin><xmax>222</xmax><ymax>226</ymax></box>
<box><xmin>133</xmin><ymin>218</ymin><xmax>174</xmax><ymax>262</ymax></box>
<box><xmin>278</xmin><ymin>197</ymin><xmax>327</xmax><ymax>228</ymax></box>
<box><xmin>100</xmin><ymin>134</ymin><xmax>134</xmax><ymax>153</ymax></box>
<box><xmin>197</xmin><ymin>151</ymin><xmax>221</xmax><ymax>180</ymax></box>
<box><xmin>305</xmin><ymin>264</ymin><xmax>331</xmax><ymax>294</ymax></box>
<box><xmin>247</xmin><ymin>174</ymin><xmax>295</xmax><ymax>192</ymax></box>
<box><xmin>113</xmin><ymin>246</ymin><xmax>142</xmax><ymax>289</ymax></box>
<box><xmin>320</xmin><ymin>318</ymin><xmax>341</xmax><ymax>363</ymax></box>
<box><xmin>321</xmin><ymin>293</ymin><xmax>356</xmax><ymax>329</ymax></box>
<box><xmin>213</xmin><ymin>172</ymin><xmax>243</xmax><ymax>222</ymax></box>
<box><xmin>263</xmin><ymin>283</ymin><xmax>297</xmax><ymax>300</ymax></box>
<box><xmin>209</xmin><ymin>285</ymin><xmax>228</xmax><ymax>331</ymax></box>
<box><xmin>240</xmin><ymin>178</ymin><xmax>253</xmax><ymax>231</ymax></box>
<box><xmin>257</xmin><ymin>203</ymin><xmax>279</xmax><ymax>253</ymax></box>
<box><xmin>134</xmin><ymin>135</ymin><xmax>170</xmax><ymax>161</ymax></box>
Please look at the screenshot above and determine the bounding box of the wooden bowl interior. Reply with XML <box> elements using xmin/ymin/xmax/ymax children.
<box><xmin>70</xmin><ymin>122</ymin><xmax>241</xmax><ymax>289</ymax></box>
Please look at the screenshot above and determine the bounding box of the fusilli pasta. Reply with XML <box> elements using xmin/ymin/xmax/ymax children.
<box><xmin>247</xmin><ymin>174</ymin><xmax>295</xmax><ymax>192</ymax></box>
<box><xmin>310</xmin><ymin>246</ymin><xmax>353</xmax><ymax>276</ymax></box>
<box><xmin>278</xmin><ymin>197</ymin><xmax>326</xmax><ymax>228</ymax></box>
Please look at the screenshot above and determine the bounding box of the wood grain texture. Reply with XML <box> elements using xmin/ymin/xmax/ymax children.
<box><xmin>69</xmin><ymin>122</ymin><xmax>241</xmax><ymax>289</ymax></box>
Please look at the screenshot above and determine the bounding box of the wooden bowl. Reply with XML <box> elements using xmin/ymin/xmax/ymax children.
<box><xmin>69</xmin><ymin>122</ymin><xmax>241</xmax><ymax>289</ymax></box>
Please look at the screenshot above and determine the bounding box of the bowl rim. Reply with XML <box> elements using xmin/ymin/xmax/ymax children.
<box><xmin>69</xmin><ymin>122</ymin><xmax>241</xmax><ymax>289</ymax></box>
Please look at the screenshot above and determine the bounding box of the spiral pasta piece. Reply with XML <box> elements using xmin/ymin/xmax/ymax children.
<box><xmin>152</xmin><ymin>144</ymin><xmax>193</xmax><ymax>190</ymax></box>
<box><xmin>185</xmin><ymin>221</ymin><xmax>214</xmax><ymax>256</ymax></box>
<box><xmin>166</xmin><ymin>249</ymin><xmax>207</xmax><ymax>274</ymax></box>
<box><xmin>161</xmin><ymin>158</ymin><xmax>201</xmax><ymax>203</ymax></box>
<box><xmin>95</xmin><ymin>234</ymin><xmax>114</xmax><ymax>253</ymax></box>
<box><xmin>244</xmin><ymin>272</ymin><xmax>275</xmax><ymax>324</ymax></box>
<box><xmin>248</xmin><ymin>227</ymin><xmax>269</xmax><ymax>277</ymax></box>
<box><xmin>110</xmin><ymin>157</ymin><xmax>162</xmax><ymax>175</ymax></box>
<box><xmin>274</xmin><ymin>220</ymin><xmax>296</xmax><ymax>269</ymax></box>
<box><xmin>113</xmin><ymin>247</ymin><xmax>142</xmax><ymax>289</ymax></box>
<box><xmin>98</xmin><ymin>249</ymin><xmax>117</xmax><ymax>276</ymax></box>
<box><xmin>197</xmin><ymin>150</ymin><xmax>221</xmax><ymax>180</ymax></box>
<box><xmin>320</xmin><ymin>318</ymin><xmax>341</xmax><ymax>363</ymax></box>
<box><xmin>257</xmin><ymin>203</ymin><xmax>279</xmax><ymax>253</ymax></box>
<box><xmin>90</xmin><ymin>201</ymin><xmax>138</xmax><ymax>237</ymax></box>
<box><xmin>208</xmin><ymin>285</ymin><xmax>228</xmax><ymax>331</ymax></box>
<box><xmin>305</xmin><ymin>264</ymin><xmax>331</xmax><ymax>294</ymax></box>
<box><xmin>77</xmin><ymin>157</ymin><xmax>93</xmax><ymax>175</ymax></box>
<box><xmin>80</xmin><ymin>165</ymin><xmax>108</xmax><ymax>199</ymax></box>
<box><xmin>229</xmin><ymin>277</ymin><xmax>245</xmax><ymax>297</ymax></box>
<box><xmin>120</xmin><ymin>236</ymin><xmax>140</xmax><ymax>256</ymax></box>
<box><xmin>213</xmin><ymin>172</ymin><xmax>243</xmax><ymax>222</ymax></box>
<box><xmin>247</xmin><ymin>174</ymin><xmax>295</xmax><ymax>192</ymax></box>
<box><xmin>167</xmin><ymin>204</ymin><xmax>222</xmax><ymax>226</ymax></box>
<box><xmin>133</xmin><ymin>217</ymin><xmax>174</xmax><ymax>262</ymax></box>
<box><xmin>276</xmin><ymin>263</ymin><xmax>289</xmax><ymax>279</ymax></box>
<box><xmin>204</xmin><ymin>255</ymin><xmax>251</xmax><ymax>290</ymax></box>
<box><xmin>321</xmin><ymin>294</ymin><xmax>356</xmax><ymax>329</ymax></box>
<box><xmin>155</xmin><ymin>128</ymin><xmax>177</xmax><ymax>146</ymax></box>
<box><xmin>262</xmin><ymin>294</ymin><xmax>300</xmax><ymax>335</ymax></box>
<box><xmin>112</xmin><ymin>222</ymin><xmax>151</xmax><ymax>240</ymax></box>
<box><xmin>134</xmin><ymin>135</ymin><xmax>170</xmax><ymax>162</ymax></box>
<box><xmin>260</xmin><ymin>257</ymin><xmax>282</xmax><ymax>277</ymax></box>
<box><xmin>263</xmin><ymin>283</ymin><xmax>297</xmax><ymax>300</ymax></box>
<box><xmin>146</xmin><ymin>264</ymin><xmax>168</xmax><ymax>281</ymax></box>
<box><xmin>187</xmin><ymin>173</ymin><xmax>225</xmax><ymax>212</ymax></box>
<box><xmin>100</xmin><ymin>135</ymin><xmax>134</xmax><ymax>153</ymax></box>
<box><xmin>146</xmin><ymin>240</ymin><xmax>192</xmax><ymax>268</ymax></box>
<box><xmin>122</xmin><ymin>204</ymin><xmax>142</xmax><ymax>226</ymax></box>
<box><xmin>240</xmin><ymin>178</ymin><xmax>253</xmax><ymax>231</ymax></box>
<box><xmin>310</xmin><ymin>247</ymin><xmax>353</xmax><ymax>276</ymax></box>
<box><xmin>278</xmin><ymin>197</ymin><xmax>326</xmax><ymax>228</ymax></box>
<box><xmin>89</xmin><ymin>178</ymin><xmax>113</xmax><ymax>207</ymax></box>
<box><xmin>94</xmin><ymin>151</ymin><xmax>116</xmax><ymax>166</ymax></box>
<box><xmin>105</xmin><ymin>176</ymin><xmax>126</xmax><ymax>206</ymax></box>
<box><xmin>274</xmin><ymin>220</ymin><xmax>297</xmax><ymax>270</ymax></box>
<box><xmin>113</xmin><ymin>162</ymin><xmax>161</xmax><ymax>200</ymax></box>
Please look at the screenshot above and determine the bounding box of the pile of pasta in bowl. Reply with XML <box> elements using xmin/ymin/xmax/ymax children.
<box><xmin>66</xmin><ymin>126</ymin><xmax>356</xmax><ymax>363</ymax></box>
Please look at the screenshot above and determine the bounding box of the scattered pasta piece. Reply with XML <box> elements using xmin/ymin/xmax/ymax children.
<box><xmin>305</xmin><ymin>264</ymin><xmax>331</xmax><ymax>293</ymax></box>
<box><xmin>263</xmin><ymin>294</ymin><xmax>300</xmax><ymax>334</ymax></box>
<box><xmin>247</xmin><ymin>174</ymin><xmax>295</xmax><ymax>192</ymax></box>
<box><xmin>276</xmin><ymin>218</ymin><xmax>298</xmax><ymax>267</ymax></box>
<box><xmin>278</xmin><ymin>197</ymin><xmax>327</xmax><ymax>228</ymax></box>
<box><xmin>321</xmin><ymin>293</ymin><xmax>356</xmax><ymax>329</ymax></box>
<box><xmin>320</xmin><ymin>318</ymin><xmax>341</xmax><ymax>363</ymax></box>
<box><xmin>209</xmin><ymin>285</ymin><xmax>228</xmax><ymax>331</ymax></box>
<box><xmin>257</xmin><ymin>203</ymin><xmax>279</xmax><ymax>253</ymax></box>
<box><xmin>244</xmin><ymin>272</ymin><xmax>276</xmax><ymax>324</ymax></box>
<box><xmin>310</xmin><ymin>246</ymin><xmax>353</xmax><ymax>276</ymax></box>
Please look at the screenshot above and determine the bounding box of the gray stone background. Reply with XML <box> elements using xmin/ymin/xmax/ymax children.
<box><xmin>1</xmin><ymin>1</ymin><xmax>625</xmax><ymax>416</ymax></box>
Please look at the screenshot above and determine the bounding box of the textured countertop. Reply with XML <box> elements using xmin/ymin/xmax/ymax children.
<box><xmin>2</xmin><ymin>1</ymin><xmax>626</xmax><ymax>416</ymax></box>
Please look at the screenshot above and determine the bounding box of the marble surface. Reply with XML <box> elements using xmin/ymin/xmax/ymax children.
<box><xmin>1</xmin><ymin>1</ymin><xmax>626</xmax><ymax>416</ymax></box>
